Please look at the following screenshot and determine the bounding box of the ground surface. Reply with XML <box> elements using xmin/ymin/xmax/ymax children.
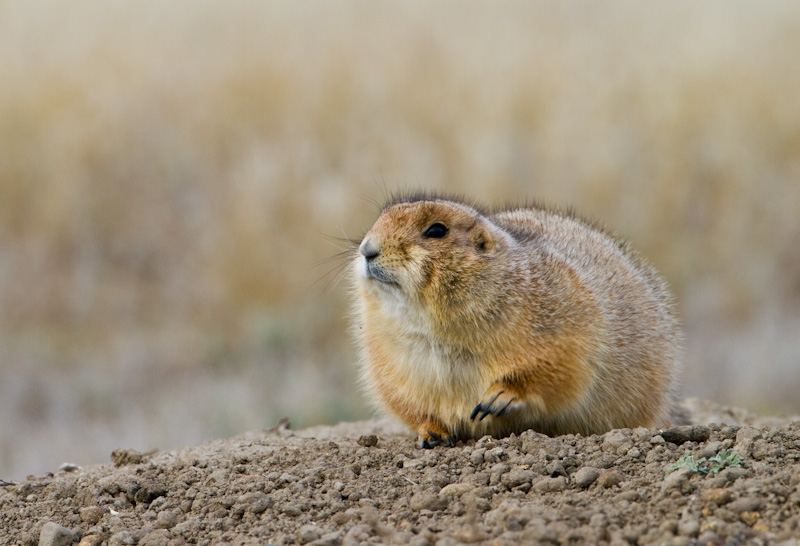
<box><xmin>2</xmin><ymin>399</ymin><xmax>800</xmax><ymax>546</ymax></box>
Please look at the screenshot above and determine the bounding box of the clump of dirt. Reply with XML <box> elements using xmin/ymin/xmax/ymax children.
<box><xmin>2</xmin><ymin>399</ymin><xmax>800</xmax><ymax>546</ymax></box>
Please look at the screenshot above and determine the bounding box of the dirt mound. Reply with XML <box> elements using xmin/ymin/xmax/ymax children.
<box><xmin>2</xmin><ymin>399</ymin><xmax>799</xmax><ymax>546</ymax></box>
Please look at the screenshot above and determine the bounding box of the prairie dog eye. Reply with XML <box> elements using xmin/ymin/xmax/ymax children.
<box><xmin>423</xmin><ymin>223</ymin><xmax>448</xmax><ymax>238</ymax></box>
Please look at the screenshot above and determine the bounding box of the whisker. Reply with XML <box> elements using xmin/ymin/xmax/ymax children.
<box><xmin>311</xmin><ymin>259</ymin><xmax>352</xmax><ymax>294</ymax></box>
<box><xmin>312</xmin><ymin>249</ymin><xmax>354</xmax><ymax>269</ymax></box>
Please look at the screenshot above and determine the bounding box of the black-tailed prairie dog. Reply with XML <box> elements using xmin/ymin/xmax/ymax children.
<box><xmin>352</xmin><ymin>193</ymin><xmax>681</xmax><ymax>448</ymax></box>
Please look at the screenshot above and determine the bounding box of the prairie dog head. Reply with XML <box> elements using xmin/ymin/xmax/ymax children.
<box><xmin>354</xmin><ymin>198</ymin><xmax>513</xmax><ymax>323</ymax></box>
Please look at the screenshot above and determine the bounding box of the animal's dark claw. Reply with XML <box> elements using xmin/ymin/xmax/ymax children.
<box><xmin>469</xmin><ymin>405</ymin><xmax>481</xmax><ymax>420</ymax></box>
<box><xmin>471</xmin><ymin>390</ymin><xmax>518</xmax><ymax>421</ymax></box>
<box><xmin>419</xmin><ymin>430</ymin><xmax>455</xmax><ymax>449</ymax></box>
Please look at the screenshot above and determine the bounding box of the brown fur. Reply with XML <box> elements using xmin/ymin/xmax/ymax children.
<box><xmin>351</xmin><ymin>194</ymin><xmax>681</xmax><ymax>448</ymax></box>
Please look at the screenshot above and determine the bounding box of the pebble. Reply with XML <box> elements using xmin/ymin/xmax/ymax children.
<box><xmin>740</xmin><ymin>511</ymin><xmax>760</xmax><ymax>526</ymax></box>
<box><xmin>39</xmin><ymin>523</ymin><xmax>77</xmax><ymax>546</ymax></box>
<box><xmin>110</xmin><ymin>448</ymin><xmax>145</xmax><ymax>467</ymax></box>
<box><xmin>154</xmin><ymin>510</ymin><xmax>178</xmax><ymax>529</ymax></box>
<box><xmin>533</xmin><ymin>476</ymin><xmax>567</xmax><ymax>493</ymax></box>
<box><xmin>597</xmin><ymin>470</ymin><xmax>623</xmax><ymax>488</ymax></box>
<box><xmin>410</xmin><ymin>491</ymin><xmax>449</xmax><ymax>511</ymax></box>
<box><xmin>661</xmin><ymin>425</ymin><xmax>711</xmax><ymax>445</ymax></box>
<box><xmin>57</xmin><ymin>463</ymin><xmax>80</xmax><ymax>473</ymax></box>
<box><xmin>697</xmin><ymin>531</ymin><xmax>721</xmax><ymax>544</ymax></box>
<box><xmin>309</xmin><ymin>531</ymin><xmax>344</xmax><ymax>546</ymax></box>
<box><xmin>662</xmin><ymin>467</ymin><xmax>692</xmax><ymax>492</ymax></box>
<box><xmin>109</xmin><ymin>531</ymin><xmax>139</xmax><ymax>546</ymax></box>
<box><xmin>469</xmin><ymin>448</ymin><xmax>486</xmax><ymax>466</ymax></box>
<box><xmin>727</xmin><ymin>497</ymin><xmax>763</xmax><ymax>514</ymax></box>
<box><xmin>133</xmin><ymin>481</ymin><xmax>168</xmax><ymax>504</ymax></box>
<box><xmin>298</xmin><ymin>523</ymin><xmax>321</xmax><ymax>544</ymax></box>
<box><xmin>439</xmin><ymin>483</ymin><xmax>472</xmax><ymax>497</ymax></box>
<box><xmin>80</xmin><ymin>506</ymin><xmax>106</xmax><ymax>525</ymax></box>
<box><xmin>734</xmin><ymin>427</ymin><xmax>762</xmax><ymax>457</ymax></box>
<box><xmin>484</xmin><ymin>447</ymin><xmax>506</xmax><ymax>463</ymax></box>
<box><xmin>356</xmin><ymin>435</ymin><xmax>378</xmax><ymax>447</ymax></box>
<box><xmin>138</xmin><ymin>530</ymin><xmax>170</xmax><ymax>546</ymax></box>
<box><xmin>701</xmin><ymin>488</ymin><xmax>732</xmax><ymax>505</ymax></box>
<box><xmin>501</xmin><ymin>468</ymin><xmax>535</xmax><ymax>488</ymax></box>
<box><xmin>718</xmin><ymin>467</ymin><xmax>751</xmax><ymax>483</ymax></box>
<box><xmin>677</xmin><ymin>518</ymin><xmax>700</xmax><ymax>537</ymax></box>
<box><xmin>546</xmin><ymin>460</ymin><xmax>567</xmax><ymax>476</ymax></box>
<box><xmin>573</xmin><ymin>467</ymin><xmax>600</xmax><ymax>488</ymax></box>
<box><xmin>603</xmin><ymin>430</ymin><xmax>633</xmax><ymax>451</ymax></box>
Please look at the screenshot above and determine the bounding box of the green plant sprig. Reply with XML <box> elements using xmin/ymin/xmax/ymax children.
<box><xmin>667</xmin><ymin>449</ymin><xmax>743</xmax><ymax>475</ymax></box>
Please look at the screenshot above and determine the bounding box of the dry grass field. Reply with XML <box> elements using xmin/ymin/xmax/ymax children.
<box><xmin>1</xmin><ymin>1</ymin><xmax>799</xmax><ymax>480</ymax></box>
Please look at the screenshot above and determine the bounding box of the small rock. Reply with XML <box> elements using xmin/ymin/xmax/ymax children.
<box><xmin>751</xmin><ymin>439</ymin><xmax>775</xmax><ymax>460</ymax></box>
<box><xmin>597</xmin><ymin>470</ymin><xmax>623</xmax><ymax>488</ymax></box>
<box><xmin>701</xmin><ymin>488</ymin><xmax>732</xmax><ymax>505</ymax></box>
<box><xmin>700</xmin><ymin>519</ymin><xmax>722</xmax><ymax>534</ymax></box>
<box><xmin>356</xmin><ymin>435</ymin><xmax>378</xmax><ymax>448</ymax></box>
<box><xmin>690</xmin><ymin>425</ymin><xmax>711</xmax><ymax>442</ymax></box>
<box><xmin>439</xmin><ymin>483</ymin><xmax>472</xmax><ymax>497</ymax></box>
<box><xmin>109</xmin><ymin>531</ymin><xmax>139</xmax><ymax>546</ymax></box>
<box><xmin>79</xmin><ymin>537</ymin><xmax>103</xmax><ymax>546</ymax></box>
<box><xmin>718</xmin><ymin>467</ymin><xmax>751</xmax><ymax>483</ymax></box>
<box><xmin>753</xmin><ymin>522</ymin><xmax>771</xmax><ymax>534</ymax></box>
<box><xmin>110</xmin><ymin>448</ymin><xmax>144</xmax><ymax>467</ymax></box>
<box><xmin>344</xmin><ymin>524</ymin><xmax>374</xmax><ymax>544</ymax></box>
<box><xmin>734</xmin><ymin>427</ymin><xmax>762</xmax><ymax>458</ymax></box>
<box><xmin>309</xmin><ymin>531</ymin><xmax>344</xmax><ymax>546</ymax></box>
<box><xmin>57</xmin><ymin>463</ymin><xmax>81</xmax><ymax>473</ymax></box>
<box><xmin>660</xmin><ymin>425</ymin><xmax>709</xmax><ymax>445</ymax></box>
<box><xmin>658</xmin><ymin>519</ymin><xmax>678</xmax><ymax>534</ymax></box>
<box><xmin>603</xmin><ymin>430</ymin><xmax>633</xmax><ymax>450</ymax></box>
<box><xmin>154</xmin><ymin>510</ymin><xmax>179</xmax><ymax>529</ymax></box>
<box><xmin>704</xmin><ymin>476</ymin><xmax>727</xmax><ymax>489</ymax></box>
<box><xmin>39</xmin><ymin>523</ymin><xmax>78</xmax><ymax>546</ymax></box>
<box><xmin>501</xmin><ymin>468</ymin><xmax>535</xmax><ymax>488</ymax></box>
<box><xmin>677</xmin><ymin>518</ymin><xmax>700</xmax><ymax>537</ymax></box>
<box><xmin>573</xmin><ymin>467</ymin><xmax>600</xmax><ymax>488</ymax></box>
<box><xmin>740</xmin><ymin>511</ymin><xmax>760</xmax><ymax>526</ymax></box>
<box><xmin>694</xmin><ymin>448</ymin><xmax>715</xmax><ymax>460</ymax></box>
<box><xmin>134</xmin><ymin>481</ymin><xmax>168</xmax><ymax>504</ymax></box>
<box><xmin>469</xmin><ymin>449</ymin><xmax>486</xmax><ymax>466</ymax></box>
<box><xmin>727</xmin><ymin>497</ymin><xmax>763</xmax><ymax>514</ymax></box>
<box><xmin>298</xmin><ymin>524</ymin><xmax>321</xmax><ymax>544</ymax></box>
<box><xmin>138</xmin><ymin>530</ymin><xmax>170</xmax><ymax>546</ymax></box>
<box><xmin>80</xmin><ymin>506</ymin><xmax>106</xmax><ymax>525</ymax></box>
<box><xmin>484</xmin><ymin>447</ymin><xmax>506</xmax><ymax>463</ymax></box>
<box><xmin>248</xmin><ymin>493</ymin><xmax>274</xmax><ymax>514</ymax></box>
<box><xmin>697</xmin><ymin>531</ymin><xmax>720</xmax><ymax>544</ymax></box>
<box><xmin>660</xmin><ymin>426</ymin><xmax>693</xmax><ymax>445</ymax></box>
<box><xmin>410</xmin><ymin>491</ymin><xmax>449</xmax><ymax>511</ymax></box>
<box><xmin>533</xmin><ymin>476</ymin><xmax>567</xmax><ymax>493</ymax></box>
<box><xmin>619</xmin><ymin>490</ymin><xmax>640</xmax><ymax>502</ymax></box>
<box><xmin>662</xmin><ymin>466</ymin><xmax>692</xmax><ymax>492</ymax></box>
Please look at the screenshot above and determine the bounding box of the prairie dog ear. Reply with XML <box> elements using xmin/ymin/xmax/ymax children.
<box><xmin>473</xmin><ymin>223</ymin><xmax>499</xmax><ymax>252</ymax></box>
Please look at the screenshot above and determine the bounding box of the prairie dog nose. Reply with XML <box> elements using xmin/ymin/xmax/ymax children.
<box><xmin>359</xmin><ymin>237</ymin><xmax>380</xmax><ymax>260</ymax></box>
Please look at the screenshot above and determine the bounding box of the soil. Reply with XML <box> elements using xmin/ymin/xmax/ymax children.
<box><xmin>2</xmin><ymin>398</ymin><xmax>800</xmax><ymax>546</ymax></box>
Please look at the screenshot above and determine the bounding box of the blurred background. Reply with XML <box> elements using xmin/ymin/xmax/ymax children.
<box><xmin>1</xmin><ymin>1</ymin><xmax>799</xmax><ymax>480</ymax></box>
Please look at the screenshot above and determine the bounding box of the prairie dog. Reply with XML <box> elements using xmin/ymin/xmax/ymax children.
<box><xmin>351</xmin><ymin>194</ymin><xmax>681</xmax><ymax>448</ymax></box>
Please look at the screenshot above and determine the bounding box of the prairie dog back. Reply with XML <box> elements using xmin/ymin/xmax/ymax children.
<box><xmin>352</xmin><ymin>194</ymin><xmax>681</xmax><ymax>448</ymax></box>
